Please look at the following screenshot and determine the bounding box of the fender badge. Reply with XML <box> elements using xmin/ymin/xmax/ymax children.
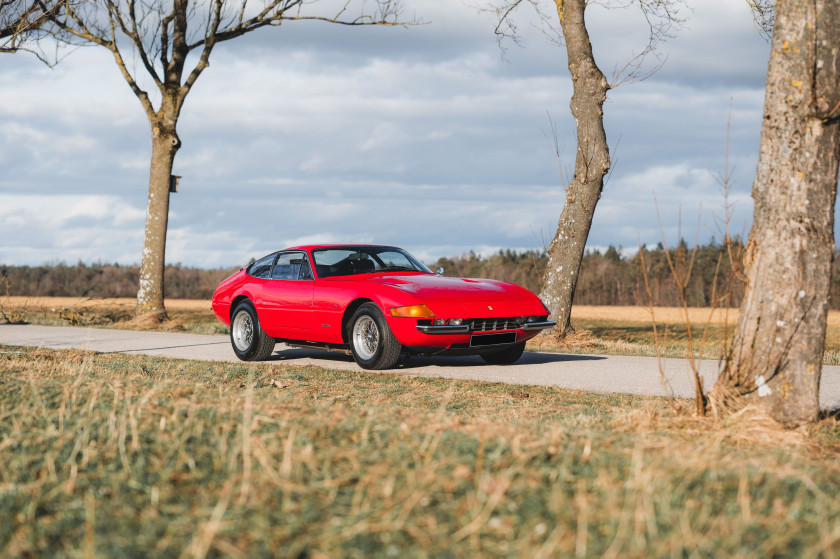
<box><xmin>488</xmin><ymin>305</ymin><xmax>493</xmax><ymax>310</ymax></box>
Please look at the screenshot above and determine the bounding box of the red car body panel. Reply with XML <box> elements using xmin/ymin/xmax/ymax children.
<box><xmin>212</xmin><ymin>245</ymin><xmax>552</xmax><ymax>353</ymax></box>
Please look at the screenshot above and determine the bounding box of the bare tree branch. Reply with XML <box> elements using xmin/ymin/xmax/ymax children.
<box><xmin>177</xmin><ymin>0</ymin><xmax>222</xmax><ymax>108</ymax></box>
<box><xmin>46</xmin><ymin>0</ymin><xmax>157</xmax><ymax>117</ymax></box>
<box><xmin>745</xmin><ymin>0</ymin><xmax>774</xmax><ymax>38</ymax></box>
<box><xmin>483</xmin><ymin>0</ymin><xmax>684</xmax><ymax>85</ymax></box>
<box><xmin>1</xmin><ymin>0</ymin><xmax>62</xmax><ymax>61</ymax></box>
<box><xmin>120</xmin><ymin>0</ymin><xmax>162</xmax><ymax>89</ymax></box>
<box><xmin>47</xmin><ymin>0</ymin><xmax>417</xmax><ymax>121</ymax></box>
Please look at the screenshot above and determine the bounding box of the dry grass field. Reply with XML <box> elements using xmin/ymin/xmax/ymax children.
<box><xmin>572</xmin><ymin>305</ymin><xmax>741</xmax><ymax>325</ymax></box>
<box><xmin>573</xmin><ymin>305</ymin><xmax>840</xmax><ymax>329</ymax></box>
<box><xmin>3</xmin><ymin>345</ymin><xmax>840</xmax><ymax>557</ymax></box>
<box><xmin>2</xmin><ymin>296</ymin><xmax>211</xmax><ymax>312</ymax></box>
<box><xmin>0</xmin><ymin>296</ymin><xmax>225</xmax><ymax>335</ymax></box>
<box><xmin>562</xmin><ymin>305</ymin><xmax>840</xmax><ymax>365</ymax></box>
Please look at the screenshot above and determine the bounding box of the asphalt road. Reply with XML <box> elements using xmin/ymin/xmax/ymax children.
<box><xmin>3</xmin><ymin>324</ymin><xmax>840</xmax><ymax>409</ymax></box>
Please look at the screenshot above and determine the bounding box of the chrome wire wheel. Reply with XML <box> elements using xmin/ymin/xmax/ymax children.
<box><xmin>232</xmin><ymin>310</ymin><xmax>254</xmax><ymax>352</ymax></box>
<box><xmin>352</xmin><ymin>315</ymin><xmax>380</xmax><ymax>360</ymax></box>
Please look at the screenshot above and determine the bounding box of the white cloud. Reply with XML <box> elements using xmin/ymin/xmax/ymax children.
<box><xmin>0</xmin><ymin>0</ymin><xmax>786</xmax><ymax>269</ymax></box>
<box><xmin>0</xmin><ymin>195</ymin><xmax>146</xmax><ymax>264</ymax></box>
<box><xmin>591</xmin><ymin>163</ymin><xmax>755</xmax><ymax>249</ymax></box>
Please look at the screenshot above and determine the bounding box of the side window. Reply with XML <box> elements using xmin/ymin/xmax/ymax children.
<box><xmin>298</xmin><ymin>255</ymin><xmax>314</xmax><ymax>280</ymax></box>
<box><xmin>248</xmin><ymin>253</ymin><xmax>276</xmax><ymax>279</ymax></box>
<box><xmin>272</xmin><ymin>252</ymin><xmax>313</xmax><ymax>281</ymax></box>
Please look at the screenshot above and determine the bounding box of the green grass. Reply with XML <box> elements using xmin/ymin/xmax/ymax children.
<box><xmin>2</xmin><ymin>345</ymin><xmax>840</xmax><ymax>557</ymax></box>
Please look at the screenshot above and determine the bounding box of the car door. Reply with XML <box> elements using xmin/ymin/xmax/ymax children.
<box><xmin>310</xmin><ymin>248</ymin><xmax>357</xmax><ymax>344</ymax></box>
<box><xmin>260</xmin><ymin>251</ymin><xmax>314</xmax><ymax>337</ymax></box>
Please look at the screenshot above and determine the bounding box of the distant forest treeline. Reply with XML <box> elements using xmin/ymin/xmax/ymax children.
<box><xmin>4</xmin><ymin>241</ymin><xmax>840</xmax><ymax>309</ymax></box>
<box><xmin>0</xmin><ymin>263</ymin><xmax>237</xmax><ymax>300</ymax></box>
<box><xmin>432</xmin><ymin>242</ymin><xmax>749</xmax><ymax>308</ymax></box>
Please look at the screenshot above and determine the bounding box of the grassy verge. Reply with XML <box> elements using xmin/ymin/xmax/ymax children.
<box><xmin>526</xmin><ymin>318</ymin><xmax>752</xmax><ymax>364</ymax></box>
<box><xmin>2</xmin><ymin>345</ymin><xmax>840</xmax><ymax>557</ymax></box>
<box><xmin>0</xmin><ymin>297</ymin><xmax>225</xmax><ymax>335</ymax></box>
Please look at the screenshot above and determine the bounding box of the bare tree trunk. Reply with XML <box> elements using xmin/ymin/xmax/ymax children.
<box><xmin>711</xmin><ymin>0</ymin><xmax>840</xmax><ymax>426</ymax></box>
<box><xmin>137</xmin><ymin>112</ymin><xmax>180</xmax><ymax>318</ymax></box>
<box><xmin>539</xmin><ymin>0</ymin><xmax>610</xmax><ymax>335</ymax></box>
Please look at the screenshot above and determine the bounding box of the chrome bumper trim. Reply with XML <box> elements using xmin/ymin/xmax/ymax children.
<box><xmin>521</xmin><ymin>320</ymin><xmax>557</xmax><ymax>331</ymax></box>
<box><xmin>416</xmin><ymin>324</ymin><xmax>471</xmax><ymax>334</ymax></box>
<box><xmin>417</xmin><ymin>320</ymin><xmax>556</xmax><ymax>334</ymax></box>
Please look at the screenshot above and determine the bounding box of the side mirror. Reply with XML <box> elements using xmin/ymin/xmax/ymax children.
<box><xmin>436</xmin><ymin>267</ymin><xmax>444</xmax><ymax>276</ymax></box>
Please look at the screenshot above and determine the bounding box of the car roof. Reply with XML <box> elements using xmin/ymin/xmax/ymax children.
<box><xmin>286</xmin><ymin>244</ymin><xmax>398</xmax><ymax>251</ymax></box>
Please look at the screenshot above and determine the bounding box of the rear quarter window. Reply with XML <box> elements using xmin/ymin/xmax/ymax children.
<box><xmin>248</xmin><ymin>253</ymin><xmax>276</xmax><ymax>279</ymax></box>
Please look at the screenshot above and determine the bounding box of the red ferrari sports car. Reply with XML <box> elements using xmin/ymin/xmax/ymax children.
<box><xmin>211</xmin><ymin>244</ymin><xmax>555</xmax><ymax>369</ymax></box>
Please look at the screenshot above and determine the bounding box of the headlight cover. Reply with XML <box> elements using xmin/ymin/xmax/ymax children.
<box><xmin>432</xmin><ymin>318</ymin><xmax>465</xmax><ymax>326</ymax></box>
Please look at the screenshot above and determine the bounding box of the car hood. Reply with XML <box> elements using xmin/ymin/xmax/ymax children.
<box><xmin>368</xmin><ymin>274</ymin><xmax>545</xmax><ymax>317</ymax></box>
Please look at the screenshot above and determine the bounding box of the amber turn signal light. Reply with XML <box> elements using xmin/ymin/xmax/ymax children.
<box><xmin>389</xmin><ymin>304</ymin><xmax>435</xmax><ymax>318</ymax></box>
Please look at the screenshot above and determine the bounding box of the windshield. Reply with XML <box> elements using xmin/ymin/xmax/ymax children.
<box><xmin>311</xmin><ymin>246</ymin><xmax>432</xmax><ymax>278</ymax></box>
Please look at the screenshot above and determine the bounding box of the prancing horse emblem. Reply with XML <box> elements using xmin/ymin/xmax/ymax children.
<box><xmin>488</xmin><ymin>305</ymin><xmax>493</xmax><ymax>310</ymax></box>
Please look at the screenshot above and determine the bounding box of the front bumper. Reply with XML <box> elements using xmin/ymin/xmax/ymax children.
<box><xmin>387</xmin><ymin>315</ymin><xmax>556</xmax><ymax>351</ymax></box>
<box><xmin>415</xmin><ymin>320</ymin><xmax>556</xmax><ymax>335</ymax></box>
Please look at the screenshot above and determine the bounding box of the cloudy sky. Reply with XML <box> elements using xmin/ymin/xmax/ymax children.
<box><xmin>1</xmin><ymin>0</ymin><xmax>775</xmax><ymax>268</ymax></box>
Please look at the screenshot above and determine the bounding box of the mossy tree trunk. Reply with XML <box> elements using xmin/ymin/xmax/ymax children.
<box><xmin>538</xmin><ymin>0</ymin><xmax>610</xmax><ymax>335</ymax></box>
<box><xmin>711</xmin><ymin>0</ymin><xmax>840</xmax><ymax>426</ymax></box>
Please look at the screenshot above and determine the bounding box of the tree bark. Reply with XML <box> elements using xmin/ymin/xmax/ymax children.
<box><xmin>136</xmin><ymin>108</ymin><xmax>180</xmax><ymax>318</ymax></box>
<box><xmin>711</xmin><ymin>0</ymin><xmax>840</xmax><ymax>426</ymax></box>
<box><xmin>539</xmin><ymin>0</ymin><xmax>610</xmax><ymax>335</ymax></box>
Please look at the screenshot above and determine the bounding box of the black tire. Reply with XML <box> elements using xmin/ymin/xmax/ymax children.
<box><xmin>347</xmin><ymin>303</ymin><xmax>402</xmax><ymax>370</ymax></box>
<box><xmin>230</xmin><ymin>301</ymin><xmax>275</xmax><ymax>361</ymax></box>
<box><xmin>480</xmin><ymin>342</ymin><xmax>526</xmax><ymax>365</ymax></box>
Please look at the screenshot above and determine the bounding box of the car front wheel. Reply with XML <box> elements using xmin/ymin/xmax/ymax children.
<box><xmin>230</xmin><ymin>301</ymin><xmax>275</xmax><ymax>361</ymax></box>
<box><xmin>480</xmin><ymin>342</ymin><xmax>526</xmax><ymax>365</ymax></box>
<box><xmin>348</xmin><ymin>303</ymin><xmax>402</xmax><ymax>370</ymax></box>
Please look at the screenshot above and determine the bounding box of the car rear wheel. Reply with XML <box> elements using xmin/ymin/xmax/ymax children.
<box><xmin>480</xmin><ymin>342</ymin><xmax>525</xmax><ymax>365</ymax></box>
<box><xmin>348</xmin><ymin>303</ymin><xmax>402</xmax><ymax>370</ymax></box>
<box><xmin>230</xmin><ymin>301</ymin><xmax>275</xmax><ymax>361</ymax></box>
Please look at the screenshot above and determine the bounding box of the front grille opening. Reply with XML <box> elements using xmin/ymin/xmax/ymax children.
<box><xmin>418</xmin><ymin>317</ymin><xmax>538</xmax><ymax>332</ymax></box>
<box><xmin>468</xmin><ymin>317</ymin><xmax>523</xmax><ymax>332</ymax></box>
